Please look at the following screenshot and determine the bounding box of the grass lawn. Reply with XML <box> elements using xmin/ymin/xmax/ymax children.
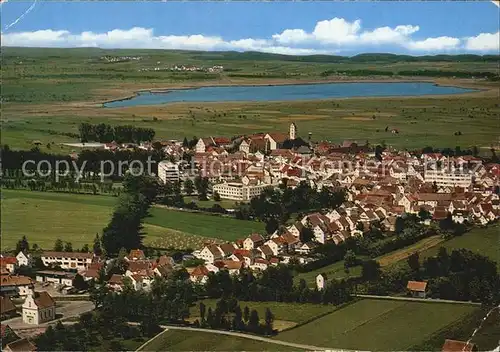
<box><xmin>138</xmin><ymin>329</ymin><xmax>300</xmax><ymax>351</ymax></box>
<box><xmin>276</xmin><ymin>298</ymin><xmax>479</xmax><ymax>351</ymax></box>
<box><xmin>0</xmin><ymin>189</ymin><xmax>262</xmax><ymax>250</ymax></box>
<box><xmin>184</xmin><ymin>196</ymin><xmax>240</xmax><ymax>209</ymax></box>
<box><xmin>148</xmin><ymin>206</ymin><xmax>264</xmax><ymax>241</ymax></box>
<box><xmin>418</xmin><ymin>226</ymin><xmax>500</xmax><ymax>268</ymax></box>
<box><xmin>190</xmin><ymin>299</ymin><xmax>337</xmax><ymax>330</ymax></box>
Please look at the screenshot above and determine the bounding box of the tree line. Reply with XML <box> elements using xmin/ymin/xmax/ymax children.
<box><xmin>0</xmin><ymin>145</ymin><xmax>165</xmax><ymax>180</ymax></box>
<box><xmin>195</xmin><ymin>299</ymin><xmax>275</xmax><ymax>335</ymax></box>
<box><xmin>101</xmin><ymin>173</ymin><xmax>158</xmax><ymax>255</ymax></box>
<box><xmin>204</xmin><ymin>265</ymin><xmax>352</xmax><ymax>306</ymax></box>
<box><xmin>79</xmin><ymin>123</ymin><xmax>155</xmax><ymax>143</ymax></box>
<box><xmin>361</xmin><ymin>247</ymin><xmax>499</xmax><ymax>305</ymax></box>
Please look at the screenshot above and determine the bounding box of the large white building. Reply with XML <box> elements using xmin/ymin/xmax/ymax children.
<box><xmin>41</xmin><ymin>252</ymin><xmax>93</xmax><ymax>271</ymax></box>
<box><xmin>424</xmin><ymin>169</ymin><xmax>472</xmax><ymax>188</ymax></box>
<box><xmin>158</xmin><ymin>161</ymin><xmax>181</xmax><ymax>184</ymax></box>
<box><xmin>22</xmin><ymin>290</ymin><xmax>56</xmax><ymax>325</ymax></box>
<box><xmin>212</xmin><ymin>181</ymin><xmax>273</xmax><ymax>201</ymax></box>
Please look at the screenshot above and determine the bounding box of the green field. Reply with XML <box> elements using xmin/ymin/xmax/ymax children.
<box><xmin>276</xmin><ymin>298</ymin><xmax>479</xmax><ymax>350</ymax></box>
<box><xmin>2</xmin><ymin>48</ymin><xmax>499</xmax><ymax>152</ymax></box>
<box><xmin>138</xmin><ymin>329</ymin><xmax>300</xmax><ymax>351</ymax></box>
<box><xmin>418</xmin><ymin>226</ymin><xmax>500</xmax><ymax>268</ymax></box>
<box><xmin>0</xmin><ymin>189</ymin><xmax>263</xmax><ymax>250</ymax></box>
<box><xmin>148</xmin><ymin>207</ymin><xmax>263</xmax><ymax>241</ymax></box>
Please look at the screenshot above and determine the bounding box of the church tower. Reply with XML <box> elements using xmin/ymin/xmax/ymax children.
<box><xmin>289</xmin><ymin>122</ymin><xmax>297</xmax><ymax>140</ymax></box>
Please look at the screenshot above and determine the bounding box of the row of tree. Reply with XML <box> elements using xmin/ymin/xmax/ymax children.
<box><xmin>1</xmin><ymin>145</ymin><xmax>165</xmax><ymax>180</ymax></box>
<box><xmin>204</xmin><ymin>265</ymin><xmax>352</xmax><ymax>306</ymax></box>
<box><xmin>101</xmin><ymin>173</ymin><xmax>158</xmax><ymax>255</ymax></box>
<box><xmin>361</xmin><ymin>247</ymin><xmax>499</xmax><ymax>304</ymax></box>
<box><xmin>79</xmin><ymin>123</ymin><xmax>155</xmax><ymax>143</ymax></box>
<box><xmin>196</xmin><ymin>299</ymin><xmax>275</xmax><ymax>335</ymax></box>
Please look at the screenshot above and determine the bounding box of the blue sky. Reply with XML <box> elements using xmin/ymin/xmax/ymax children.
<box><xmin>1</xmin><ymin>1</ymin><xmax>499</xmax><ymax>55</ymax></box>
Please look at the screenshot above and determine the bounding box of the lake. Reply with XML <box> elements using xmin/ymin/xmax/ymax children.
<box><xmin>104</xmin><ymin>82</ymin><xmax>477</xmax><ymax>107</ymax></box>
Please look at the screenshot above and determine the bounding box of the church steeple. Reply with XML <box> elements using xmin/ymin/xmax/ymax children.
<box><xmin>289</xmin><ymin>122</ymin><xmax>297</xmax><ymax>140</ymax></box>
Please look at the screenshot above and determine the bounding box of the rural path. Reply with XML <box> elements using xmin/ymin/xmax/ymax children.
<box><xmin>134</xmin><ymin>324</ymin><xmax>360</xmax><ymax>352</ymax></box>
<box><xmin>355</xmin><ymin>294</ymin><xmax>482</xmax><ymax>305</ymax></box>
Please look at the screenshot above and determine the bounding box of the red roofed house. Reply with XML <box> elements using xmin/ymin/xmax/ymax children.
<box><xmin>0</xmin><ymin>257</ymin><xmax>17</xmax><ymax>273</ymax></box>
<box><xmin>407</xmin><ymin>280</ymin><xmax>428</xmax><ymax>298</ymax></box>
<box><xmin>126</xmin><ymin>249</ymin><xmax>146</xmax><ymax>261</ymax></box>
<box><xmin>1</xmin><ymin>324</ymin><xmax>20</xmax><ymax>348</ymax></box>
<box><xmin>265</xmin><ymin>132</ymin><xmax>288</xmax><ymax>150</ymax></box>
<box><xmin>4</xmin><ymin>338</ymin><xmax>37</xmax><ymax>352</ymax></box>
<box><xmin>190</xmin><ymin>266</ymin><xmax>210</xmax><ymax>284</ymax></box>
<box><xmin>243</xmin><ymin>234</ymin><xmax>265</xmax><ymax>250</ymax></box>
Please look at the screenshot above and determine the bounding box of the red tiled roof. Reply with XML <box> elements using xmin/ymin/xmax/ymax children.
<box><xmin>441</xmin><ymin>339</ymin><xmax>476</xmax><ymax>352</ymax></box>
<box><xmin>407</xmin><ymin>281</ymin><xmax>427</xmax><ymax>292</ymax></box>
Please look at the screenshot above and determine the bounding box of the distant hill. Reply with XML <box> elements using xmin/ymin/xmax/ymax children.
<box><xmin>2</xmin><ymin>47</ymin><xmax>499</xmax><ymax>63</ymax></box>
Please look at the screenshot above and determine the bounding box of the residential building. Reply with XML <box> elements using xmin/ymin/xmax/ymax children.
<box><xmin>0</xmin><ymin>257</ymin><xmax>17</xmax><ymax>273</ymax></box>
<box><xmin>35</xmin><ymin>271</ymin><xmax>75</xmax><ymax>287</ymax></box>
<box><xmin>424</xmin><ymin>169</ymin><xmax>472</xmax><ymax>188</ymax></box>
<box><xmin>16</xmin><ymin>252</ymin><xmax>32</xmax><ymax>267</ymax></box>
<box><xmin>441</xmin><ymin>339</ymin><xmax>477</xmax><ymax>352</ymax></box>
<box><xmin>1</xmin><ymin>324</ymin><xmax>20</xmax><ymax>348</ymax></box>
<box><xmin>196</xmin><ymin>245</ymin><xmax>224</xmax><ymax>264</ymax></box>
<box><xmin>316</xmin><ymin>273</ymin><xmax>327</xmax><ymax>290</ymax></box>
<box><xmin>158</xmin><ymin>161</ymin><xmax>181</xmax><ymax>184</ymax></box>
<box><xmin>243</xmin><ymin>234</ymin><xmax>265</xmax><ymax>250</ymax></box>
<box><xmin>1</xmin><ymin>296</ymin><xmax>17</xmax><ymax>319</ymax></box>
<box><xmin>0</xmin><ymin>275</ymin><xmax>34</xmax><ymax>297</ymax></box>
<box><xmin>40</xmin><ymin>251</ymin><xmax>93</xmax><ymax>270</ymax></box>
<box><xmin>407</xmin><ymin>280</ymin><xmax>427</xmax><ymax>298</ymax></box>
<box><xmin>4</xmin><ymin>338</ymin><xmax>37</xmax><ymax>352</ymax></box>
<box><xmin>22</xmin><ymin>291</ymin><xmax>56</xmax><ymax>325</ymax></box>
<box><xmin>212</xmin><ymin>181</ymin><xmax>273</xmax><ymax>201</ymax></box>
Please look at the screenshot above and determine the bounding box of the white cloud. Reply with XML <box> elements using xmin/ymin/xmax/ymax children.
<box><xmin>406</xmin><ymin>36</ymin><xmax>461</xmax><ymax>51</ymax></box>
<box><xmin>1</xmin><ymin>18</ymin><xmax>498</xmax><ymax>54</ymax></box>
<box><xmin>464</xmin><ymin>31</ymin><xmax>500</xmax><ymax>51</ymax></box>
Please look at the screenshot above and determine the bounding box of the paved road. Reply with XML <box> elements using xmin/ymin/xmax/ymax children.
<box><xmin>135</xmin><ymin>324</ymin><xmax>361</xmax><ymax>352</ymax></box>
<box><xmin>355</xmin><ymin>294</ymin><xmax>482</xmax><ymax>305</ymax></box>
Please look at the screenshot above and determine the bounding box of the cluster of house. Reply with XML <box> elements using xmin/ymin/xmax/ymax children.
<box><xmin>99</xmin><ymin>55</ymin><xmax>142</xmax><ymax>63</ymax></box>
<box><xmin>138</xmin><ymin>64</ymin><xmax>224</xmax><ymax>73</ymax></box>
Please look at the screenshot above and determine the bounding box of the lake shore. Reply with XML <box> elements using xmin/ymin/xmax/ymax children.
<box><xmin>99</xmin><ymin>77</ymin><xmax>494</xmax><ymax>108</ymax></box>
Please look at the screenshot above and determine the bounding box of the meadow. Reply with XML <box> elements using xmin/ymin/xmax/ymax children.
<box><xmin>418</xmin><ymin>225</ymin><xmax>500</xmax><ymax>268</ymax></box>
<box><xmin>0</xmin><ymin>189</ymin><xmax>262</xmax><ymax>250</ymax></box>
<box><xmin>138</xmin><ymin>329</ymin><xmax>300</xmax><ymax>351</ymax></box>
<box><xmin>276</xmin><ymin>298</ymin><xmax>479</xmax><ymax>351</ymax></box>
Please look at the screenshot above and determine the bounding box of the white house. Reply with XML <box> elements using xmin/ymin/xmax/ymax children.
<box><xmin>41</xmin><ymin>251</ymin><xmax>93</xmax><ymax>270</ymax></box>
<box><xmin>243</xmin><ymin>234</ymin><xmax>265</xmax><ymax>250</ymax></box>
<box><xmin>196</xmin><ymin>245</ymin><xmax>224</xmax><ymax>264</ymax></box>
<box><xmin>250</xmin><ymin>258</ymin><xmax>269</xmax><ymax>271</ymax></box>
<box><xmin>22</xmin><ymin>290</ymin><xmax>56</xmax><ymax>325</ymax></box>
<box><xmin>16</xmin><ymin>252</ymin><xmax>32</xmax><ymax>267</ymax></box>
<box><xmin>316</xmin><ymin>273</ymin><xmax>327</xmax><ymax>291</ymax></box>
<box><xmin>35</xmin><ymin>270</ymin><xmax>75</xmax><ymax>287</ymax></box>
<box><xmin>157</xmin><ymin>161</ymin><xmax>181</xmax><ymax>184</ymax></box>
